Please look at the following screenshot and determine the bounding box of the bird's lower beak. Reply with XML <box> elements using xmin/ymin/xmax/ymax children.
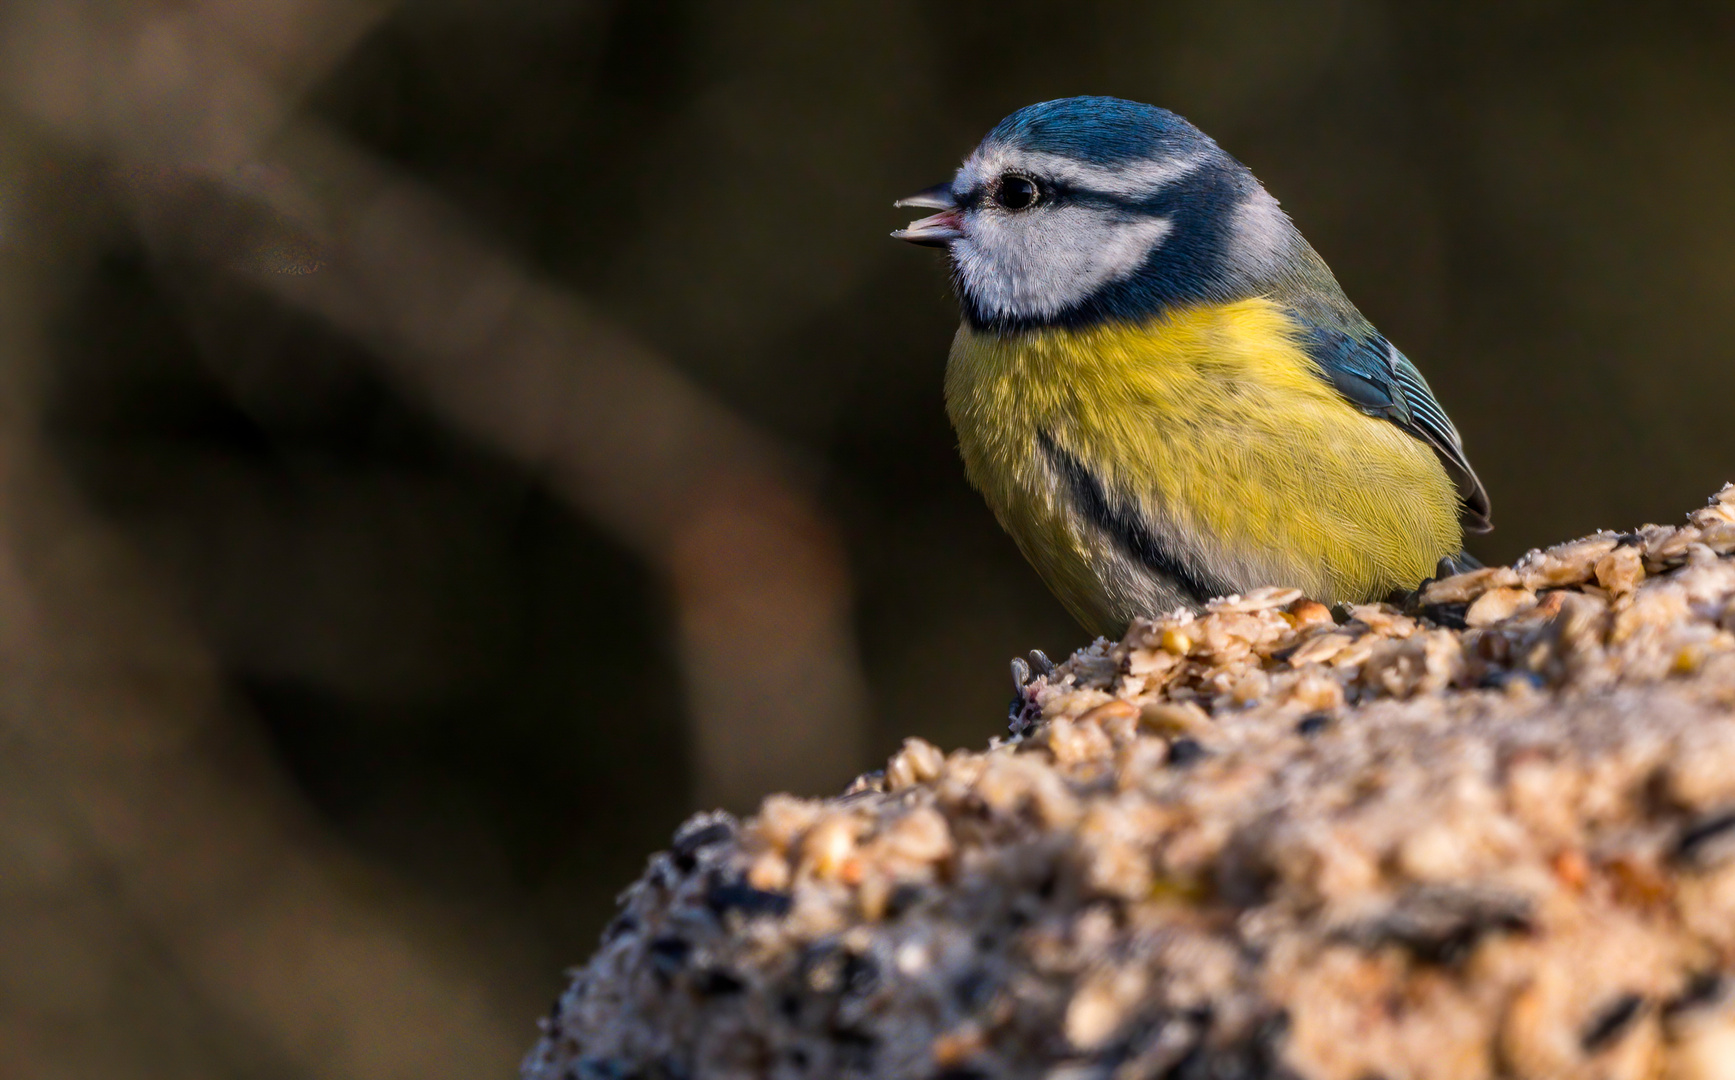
<box><xmin>892</xmin><ymin>183</ymin><xmax>962</xmax><ymax>247</ymax></box>
<box><xmin>893</xmin><ymin>210</ymin><xmax>963</xmax><ymax>247</ymax></box>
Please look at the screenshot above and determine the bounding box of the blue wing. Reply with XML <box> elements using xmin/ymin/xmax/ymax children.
<box><xmin>1297</xmin><ymin>322</ymin><xmax>1492</xmax><ymax>533</ymax></box>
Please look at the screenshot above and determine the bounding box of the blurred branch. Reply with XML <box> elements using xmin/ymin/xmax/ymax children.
<box><xmin>0</xmin><ymin>164</ymin><xmax>525</xmax><ymax>1078</ymax></box>
<box><xmin>0</xmin><ymin>0</ymin><xmax>869</xmax><ymax>810</ymax></box>
<box><xmin>0</xmin><ymin>0</ymin><xmax>872</xmax><ymax>1074</ymax></box>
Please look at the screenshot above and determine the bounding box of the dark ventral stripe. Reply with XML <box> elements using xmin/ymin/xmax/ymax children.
<box><xmin>1037</xmin><ymin>430</ymin><xmax>1226</xmax><ymax>606</ymax></box>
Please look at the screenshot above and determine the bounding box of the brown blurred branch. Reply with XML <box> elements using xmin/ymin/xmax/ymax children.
<box><xmin>1</xmin><ymin>0</ymin><xmax>868</xmax><ymax>809</ymax></box>
<box><xmin>0</xmin><ymin>0</ymin><xmax>870</xmax><ymax>1075</ymax></box>
<box><xmin>0</xmin><ymin>169</ymin><xmax>525</xmax><ymax>1078</ymax></box>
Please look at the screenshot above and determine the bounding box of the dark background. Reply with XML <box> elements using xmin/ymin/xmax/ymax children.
<box><xmin>2</xmin><ymin>1</ymin><xmax>1733</xmax><ymax>1077</ymax></box>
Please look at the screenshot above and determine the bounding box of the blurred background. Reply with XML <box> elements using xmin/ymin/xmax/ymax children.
<box><xmin>1</xmin><ymin>0</ymin><xmax>1732</xmax><ymax>1076</ymax></box>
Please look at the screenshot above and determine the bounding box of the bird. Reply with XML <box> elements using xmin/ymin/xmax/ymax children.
<box><xmin>893</xmin><ymin>96</ymin><xmax>1490</xmax><ymax>639</ymax></box>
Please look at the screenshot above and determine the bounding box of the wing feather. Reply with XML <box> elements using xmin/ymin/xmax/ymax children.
<box><xmin>1297</xmin><ymin>321</ymin><xmax>1492</xmax><ymax>533</ymax></box>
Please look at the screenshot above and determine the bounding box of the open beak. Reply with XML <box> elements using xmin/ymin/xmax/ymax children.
<box><xmin>892</xmin><ymin>183</ymin><xmax>962</xmax><ymax>247</ymax></box>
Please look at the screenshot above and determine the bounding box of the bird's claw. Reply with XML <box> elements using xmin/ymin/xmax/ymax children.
<box><xmin>1007</xmin><ymin>649</ymin><xmax>1055</xmax><ymax>736</ymax></box>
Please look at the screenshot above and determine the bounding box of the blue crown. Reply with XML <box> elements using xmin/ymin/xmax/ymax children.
<box><xmin>983</xmin><ymin>97</ymin><xmax>1212</xmax><ymax>167</ymax></box>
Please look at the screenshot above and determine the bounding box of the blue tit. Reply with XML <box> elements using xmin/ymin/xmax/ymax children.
<box><xmin>894</xmin><ymin>96</ymin><xmax>1489</xmax><ymax>638</ymax></box>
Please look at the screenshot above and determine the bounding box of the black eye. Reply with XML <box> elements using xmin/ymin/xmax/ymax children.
<box><xmin>994</xmin><ymin>175</ymin><xmax>1038</xmax><ymax>210</ymax></box>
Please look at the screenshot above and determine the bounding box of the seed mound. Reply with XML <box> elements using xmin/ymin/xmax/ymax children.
<box><xmin>526</xmin><ymin>486</ymin><xmax>1735</xmax><ymax>1080</ymax></box>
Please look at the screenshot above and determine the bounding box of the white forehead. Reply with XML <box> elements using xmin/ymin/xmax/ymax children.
<box><xmin>954</xmin><ymin>142</ymin><xmax>1205</xmax><ymax>201</ymax></box>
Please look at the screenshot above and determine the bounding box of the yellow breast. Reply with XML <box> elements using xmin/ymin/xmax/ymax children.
<box><xmin>944</xmin><ymin>298</ymin><xmax>1462</xmax><ymax>636</ymax></box>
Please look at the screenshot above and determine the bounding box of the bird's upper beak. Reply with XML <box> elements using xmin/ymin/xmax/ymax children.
<box><xmin>892</xmin><ymin>183</ymin><xmax>962</xmax><ymax>247</ymax></box>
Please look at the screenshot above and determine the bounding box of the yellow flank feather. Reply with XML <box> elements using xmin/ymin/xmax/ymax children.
<box><xmin>944</xmin><ymin>297</ymin><xmax>1463</xmax><ymax>636</ymax></box>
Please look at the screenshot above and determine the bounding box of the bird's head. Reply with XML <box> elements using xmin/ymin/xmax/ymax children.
<box><xmin>895</xmin><ymin>97</ymin><xmax>1301</xmax><ymax>331</ymax></box>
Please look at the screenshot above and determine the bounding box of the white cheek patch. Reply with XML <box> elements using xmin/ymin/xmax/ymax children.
<box><xmin>947</xmin><ymin>141</ymin><xmax>1207</xmax><ymax>322</ymax></box>
<box><xmin>952</xmin><ymin>204</ymin><xmax>1173</xmax><ymax>321</ymax></box>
